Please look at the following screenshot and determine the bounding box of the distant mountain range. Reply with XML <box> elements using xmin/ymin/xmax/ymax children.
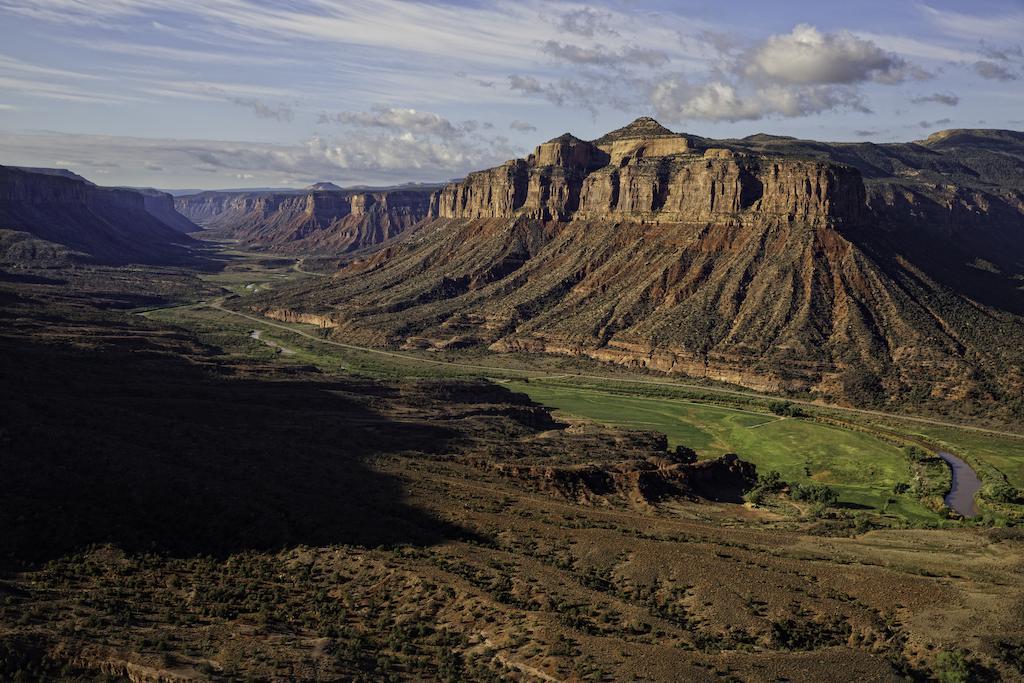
<box><xmin>255</xmin><ymin>118</ymin><xmax>1024</xmax><ymax>419</ymax></box>
<box><xmin>174</xmin><ymin>184</ymin><xmax>442</xmax><ymax>254</ymax></box>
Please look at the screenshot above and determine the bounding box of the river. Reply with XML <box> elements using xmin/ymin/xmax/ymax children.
<box><xmin>937</xmin><ymin>451</ymin><xmax>981</xmax><ymax>518</ymax></box>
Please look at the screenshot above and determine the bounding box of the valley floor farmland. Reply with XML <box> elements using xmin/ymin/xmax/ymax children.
<box><xmin>140</xmin><ymin>246</ymin><xmax>1024</xmax><ymax>526</ymax></box>
<box><xmin>504</xmin><ymin>381</ymin><xmax>940</xmax><ymax>523</ymax></box>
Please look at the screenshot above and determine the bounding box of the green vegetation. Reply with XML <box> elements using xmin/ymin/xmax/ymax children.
<box><xmin>900</xmin><ymin>424</ymin><xmax>1024</xmax><ymax>491</ymax></box>
<box><xmin>3</xmin><ymin>248</ymin><xmax>1024</xmax><ymax>680</ymax></box>
<box><xmin>933</xmin><ymin>649</ymin><xmax>995</xmax><ymax>683</ymax></box>
<box><xmin>506</xmin><ymin>380</ymin><xmax>939</xmax><ymax>522</ymax></box>
<box><xmin>138</xmin><ymin>251</ymin><xmax>1022</xmax><ymax>527</ymax></box>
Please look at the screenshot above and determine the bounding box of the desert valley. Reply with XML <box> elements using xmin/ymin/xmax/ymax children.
<box><xmin>2</xmin><ymin>1</ymin><xmax>1024</xmax><ymax>681</ymax></box>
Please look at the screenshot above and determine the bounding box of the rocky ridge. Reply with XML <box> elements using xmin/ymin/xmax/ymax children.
<box><xmin>0</xmin><ymin>166</ymin><xmax>196</xmax><ymax>264</ymax></box>
<box><xmin>432</xmin><ymin>117</ymin><xmax>866</xmax><ymax>227</ymax></box>
<box><xmin>176</xmin><ymin>187</ymin><xmax>435</xmax><ymax>254</ymax></box>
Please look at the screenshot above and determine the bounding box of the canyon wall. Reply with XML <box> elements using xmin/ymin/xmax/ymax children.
<box><xmin>176</xmin><ymin>188</ymin><xmax>435</xmax><ymax>254</ymax></box>
<box><xmin>431</xmin><ymin>122</ymin><xmax>868</xmax><ymax>227</ymax></box>
<box><xmin>0</xmin><ymin>165</ymin><xmax>194</xmax><ymax>264</ymax></box>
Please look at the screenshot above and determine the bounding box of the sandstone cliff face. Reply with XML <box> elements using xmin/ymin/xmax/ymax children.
<box><xmin>135</xmin><ymin>189</ymin><xmax>201</xmax><ymax>233</ymax></box>
<box><xmin>176</xmin><ymin>188</ymin><xmax>434</xmax><ymax>254</ymax></box>
<box><xmin>257</xmin><ymin>120</ymin><xmax>1024</xmax><ymax>418</ymax></box>
<box><xmin>433</xmin><ymin>160</ymin><xmax>528</xmax><ymax>219</ymax></box>
<box><xmin>0</xmin><ymin>166</ymin><xmax>193</xmax><ymax>264</ymax></box>
<box><xmin>432</xmin><ymin>120</ymin><xmax>866</xmax><ymax>228</ymax></box>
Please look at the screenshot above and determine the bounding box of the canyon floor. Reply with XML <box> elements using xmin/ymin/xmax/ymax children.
<box><xmin>1</xmin><ymin>244</ymin><xmax>1023</xmax><ymax>681</ymax></box>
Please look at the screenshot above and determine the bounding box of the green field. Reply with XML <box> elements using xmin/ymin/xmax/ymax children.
<box><xmin>507</xmin><ymin>380</ymin><xmax>941</xmax><ymax>522</ymax></box>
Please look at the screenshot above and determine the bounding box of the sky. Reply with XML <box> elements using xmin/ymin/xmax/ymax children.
<box><xmin>0</xmin><ymin>0</ymin><xmax>1022</xmax><ymax>190</ymax></box>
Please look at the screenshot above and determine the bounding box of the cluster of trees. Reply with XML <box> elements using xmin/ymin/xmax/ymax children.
<box><xmin>744</xmin><ymin>471</ymin><xmax>787</xmax><ymax>506</ymax></box>
<box><xmin>790</xmin><ymin>483</ymin><xmax>838</xmax><ymax>505</ymax></box>
<box><xmin>768</xmin><ymin>401</ymin><xmax>806</xmax><ymax>417</ymax></box>
<box><xmin>744</xmin><ymin>470</ymin><xmax>838</xmax><ymax>510</ymax></box>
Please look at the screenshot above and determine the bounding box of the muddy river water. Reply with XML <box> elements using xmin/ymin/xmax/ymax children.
<box><xmin>937</xmin><ymin>451</ymin><xmax>981</xmax><ymax>517</ymax></box>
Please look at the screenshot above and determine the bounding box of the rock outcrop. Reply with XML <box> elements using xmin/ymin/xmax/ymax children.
<box><xmin>489</xmin><ymin>451</ymin><xmax>756</xmax><ymax>507</ymax></box>
<box><xmin>431</xmin><ymin>118</ymin><xmax>866</xmax><ymax>228</ymax></box>
<box><xmin>176</xmin><ymin>187</ymin><xmax>435</xmax><ymax>254</ymax></box>
<box><xmin>134</xmin><ymin>189</ymin><xmax>202</xmax><ymax>233</ymax></box>
<box><xmin>0</xmin><ymin>166</ymin><xmax>194</xmax><ymax>264</ymax></box>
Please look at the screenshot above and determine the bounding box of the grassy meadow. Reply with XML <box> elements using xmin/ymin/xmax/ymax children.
<box><xmin>506</xmin><ymin>380</ymin><xmax>941</xmax><ymax>522</ymax></box>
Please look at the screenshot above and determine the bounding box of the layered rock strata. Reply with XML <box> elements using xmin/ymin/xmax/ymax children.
<box><xmin>176</xmin><ymin>188</ymin><xmax>434</xmax><ymax>254</ymax></box>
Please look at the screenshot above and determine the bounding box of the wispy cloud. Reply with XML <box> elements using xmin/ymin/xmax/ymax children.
<box><xmin>0</xmin><ymin>75</ymin><xmax>136</xmax><ymax>104</ymax></box>
<box><xmin>848</xmin><ymin>32</ymin><xmax>979</xmax><ymax>63</ymax></box>
<box><xmin>973</xmin><ymin>60</ymin><xmax>1019</xmax><ymax>81</ymax></box>
<box><xmin>67</xmin><ymin>39</ymin><xmax>300</xmax><ymax>66</ymax></box>
<box><xmin>0</xmin><ymin>53</ymin><xmax>102</xmax><ymax>80</ymax></box>
<box><xmin>509</xmin><ymin>120</ymin><xmax>537</xmax><ymax>133</ymax></box>
<box><xmin>910</xmin><ymin>92</ymin><xmax>959</xmax><ymax>106</ymax></box>
<box><xmin>231</xmin><ymin>97</ymin><xmax>294</xmax><ymax>122</ymax></box>
<box><xmin>920</xmin><ymin>3</ymin><xmax>1024</xmax><ymax>41</ymax></box>
<box><xmin>1</xmin><ymin>0</ymin><xmax>1021</xmax><ymax>187</ymax></box>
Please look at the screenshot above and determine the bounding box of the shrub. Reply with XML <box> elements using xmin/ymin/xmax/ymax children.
<box><xmin>791</xmin><ymin>483</ymin><xmax>838</xmax><ymax>506</ymax></box>
<box><xmin>756</xmin><ymin>471</ymin><xmax>785</xmax><ymax>493</ymax></box>
<box><xmin>743</xmin><ymin>471</ymin><xmax>786</xmax><ymax>506</ymax></box>
<box><xmin>768</xmin><ymin>401</ymin><xmax>805</xmax><ymax>417</ymax></box>
<box><xmin>903</xmin><ymin>445</ymin><xmax>928</xmax><ymax>462</ymax></box>
<box><xmin>983</xmin><ymin>482</ymin><xmax>1019</xmax><ymax>504</ymax></box>
<box><xmin>673</xmin><ymin>445</ymin><xmax>697</xmax><ymax>463</ymax></box>
<box><xmin>934</xmin><ymin>650</ymin><xmax>972</xmax><ymax>683</ymax></box>
<box><xmin>840</xmin><ymin>366</ymin><xmax>885</xmax><ymax>406</ymax></box>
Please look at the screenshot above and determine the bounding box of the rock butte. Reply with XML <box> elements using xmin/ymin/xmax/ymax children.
<box><xmin>432</xmin><ymin>117</ymin><xmax>866</xmax><ymax>226</ymax></box>
<box><xmin>257</xmin><ymin>118</ymin><xmax>1024</xmax><ymax>417</ymax></box>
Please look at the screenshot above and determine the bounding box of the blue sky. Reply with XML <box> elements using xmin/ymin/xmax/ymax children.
<box><xmin>0</xmin><ymin>0</ymin><xmax>1022</xmax><ymax>189</ymax></box>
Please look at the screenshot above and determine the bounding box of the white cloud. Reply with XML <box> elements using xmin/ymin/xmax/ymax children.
<box><xmin>644</xmin><ymin>23</ymin><xmax>936</xmax><ymax>124</ymax></box>
<box><xmin>0</xmin><ymin>128</ymin><xmax>518</xmax><ymax>187</ymax></box>
<box><xmin>652</xmin><ymin>78</ymin><xmax>868</xmax><ymax>123</ymax></box>
<box><xmin>743</xmin><ymin>24</ymin><xmax>927</xmax><ymax>85</ymax></box>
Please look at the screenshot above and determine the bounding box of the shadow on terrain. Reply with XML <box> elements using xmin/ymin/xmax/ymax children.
<box><xmin>0</xmin><ymin>335</ymin><xmax>474</xmax><ymax>570</ymax></box>
<box><xmin>840</xmin><ymin>203</ymin><xmax>1024</xmax><ymax>316</ymax></box>
<box><xmin>0</xmin><ymin>271</ymin><xmax>67</xmax><ymax>286</ymax></box>
<box><xmin>835</xmin><ymin>501</ymin><xmax>873</xmax><ymax>511</ymax></box>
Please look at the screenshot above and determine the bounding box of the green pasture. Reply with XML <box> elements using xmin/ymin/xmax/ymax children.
<box><xmin>508</xmin><ymin>380</ymin><xmax>940</xmax><ymax>522</ymax></box>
